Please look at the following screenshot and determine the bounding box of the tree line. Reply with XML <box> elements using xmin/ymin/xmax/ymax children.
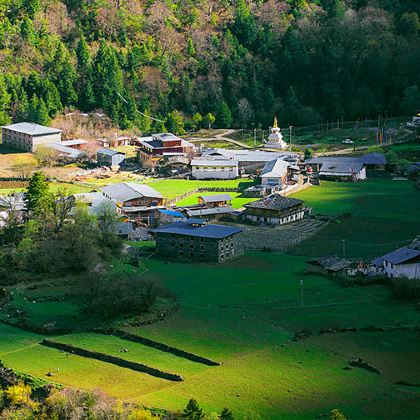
<box><xmin>0</xmin><ymin>0</ymin><xmax>419</xmax><ymax>133</ymax></box>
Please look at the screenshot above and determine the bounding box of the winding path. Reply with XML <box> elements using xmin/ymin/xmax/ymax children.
<box><xmin>186</xmin><ymin>129</ymin><xmax>254</xmax><ymax>149</ymax></box>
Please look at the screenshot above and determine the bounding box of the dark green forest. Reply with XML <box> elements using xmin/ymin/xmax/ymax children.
<box><xmin>0</xmin><ymin>0</ymin><xmax>419</xmax><ymax>132</ymax></box>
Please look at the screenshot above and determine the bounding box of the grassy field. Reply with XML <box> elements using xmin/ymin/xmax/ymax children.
<box><xmin>144</xmin><ymin>179</ymin><xmax>254</xmax><ymax>200</ymax></box>
<box><xmin>1</xmin><ymin>253</ymin><xmax>419</xmax><ymax>418</ymax></box>
<box><xmin>290</xmin><ymin>177</ymin><xmax>420</xmax><ymax>257</ymax></box>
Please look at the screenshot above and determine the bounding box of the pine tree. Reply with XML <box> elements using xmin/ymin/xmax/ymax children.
<box><xmin>219</xmin><ymin>408</ymin><xmax>234</xmax><ymax>420</ymax></box>
<box><xmin>36</xmin><ymin>98</ymin><xmax>51</xmax><ymax>126</ymax></box>
<box><xmin>25</xmin><ymin>172</ymin><xmax>49</xmax><ymax>212</ymax></box>
<box><xmin>166</xmin><ymin>110</ymin><xmax>185</xmax><ymax>134</ymax></box>
<box><xmin>216</xmin><ymin>102</ymin><xmax>233</xmax><ymax>128</ymax></box>
<box><xmin>15</xmin><ymin>88</ymin><xmax>29</xmax><ymax>122</ymax></box>
<box><xmin>0</xmin><ymin>74</ymin><xmax>11</xmax><ymax>125</ymax></box>
<box><xmin>28</xmin><ymin>94</ymin><xmax>40</xmax><ymax>122</ymax></box>
<box><xmin>58</xmin><ymin>62</ymin><xmax>78</xmax><ymax>107</ymax></box>
<box><xmin>182</xmin><ymin>399</ymin><xmax>204</xmax><ymax>420</ymax></box>
<box><xmin>44</xmin><ymin>80</ymin><xmax>63</xmax><ymax>117</ymax></box>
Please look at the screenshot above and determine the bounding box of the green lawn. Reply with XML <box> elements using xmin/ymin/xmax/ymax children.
<box><xmin>1</xmin><ymin>253</ymin><xmax>419</xmax><ymax>418</ymax></box>
<box><xmin>144</xmin><ymin>179</ymin><xmax>254</xmax><ymax>200</ymax></box>
<box><xmin>290</xmin><ymin>178</ymin><xmax>420</xmax><ymax>257</ymax></box>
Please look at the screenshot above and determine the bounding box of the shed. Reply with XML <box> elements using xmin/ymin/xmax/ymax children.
<box><xmin>97</xmin><ymin>148</ymin><xmax>126</xmax><ymax>167</ymax></box>
<box><xmin>306</xmin><ymin>257</ymin><xmax>352</xmax><ymax>276</ymax></box>
<box><xmin>198</xmin><ymin>194</ymin><xmax>233</xmax><ymax>207</ymax></box>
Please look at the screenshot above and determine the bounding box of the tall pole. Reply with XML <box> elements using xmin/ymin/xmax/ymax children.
<box><xmin>300</xmin><ymin>279</ymin><xmax>304</xmax><ymax>308</ymax></box>
<box><xmin>289</xmin><ymin>126</ymin><xmax>293</xmax><ymax>150</ymax></box>
<box><xmin>254</xmin><ymin>128</ymin><xmax>257</xmax><ymax>147</ymax></box>
<box><xmin>342</xmin><ymin>239</ymin><xmax>346</xmax><ymax>258</ymax></box>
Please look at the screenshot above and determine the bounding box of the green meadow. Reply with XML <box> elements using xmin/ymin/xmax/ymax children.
<box><xmin>0</xmin><ymin>175</ymin><xmax>419</xmax><ymax>418</ymax></box>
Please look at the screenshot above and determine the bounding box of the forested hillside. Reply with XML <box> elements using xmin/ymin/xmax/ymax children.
<box><xmin>0</xmin><ymin>0</ymin><xmax>419</xmax><ymax>133</ymax></box>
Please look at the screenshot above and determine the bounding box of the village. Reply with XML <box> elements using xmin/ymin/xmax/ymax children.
<box><xmin>1</xmin><ymin>116</ymin><xmax>418</xmax><ymax>280</ymax></box>
<box><xmin>0</xmin><ymin>116</ymin><xmax>420</xmax><ymax>419</ymax></box>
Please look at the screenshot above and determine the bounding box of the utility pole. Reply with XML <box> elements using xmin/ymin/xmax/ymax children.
<box><xmin>342</xmin><ymin>239</ymin><xmax>346</xmax><ymax>258</ymax></box>
<box><xmin>300</xmin><ymin>279</ymin><xmax>304</xmax><ymax>308</ymax></box>
<box><xmin>254</xmin><ymin>128</ymin><xmax>257</xmax><ymax>147</ymax></box>
<box><xmin>289</xmin><ymin>126</ymin><xmax>293</xmax><ymax>150</ymax></box>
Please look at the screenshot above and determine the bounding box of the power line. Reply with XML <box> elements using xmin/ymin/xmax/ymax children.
<box><xmin>115</xmin><ymin>90</ymin><xmax>165</xmax><ymax>123</ymax></box>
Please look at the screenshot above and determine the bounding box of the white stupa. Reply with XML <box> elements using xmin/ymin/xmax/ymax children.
<box><xmin>264</xmin><ymin>117</ymin><xmax>288</xmax><ymax>150</ymax></box>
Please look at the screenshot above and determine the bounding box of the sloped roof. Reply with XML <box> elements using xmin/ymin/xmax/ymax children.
<box><xmin>382</xmin><ymin>247</ymin><xmax>420</xmax><ymax>265</ymax></box>
<box><xmin>101</xmin><ymin>182</ymin><xmax>163</xmax><ymax>201</ymax></box>
<box><xmin>2</xmin><ymin>122</ymin><xmax>61</xmax><ymax>136</ymax></box>
<box><xmin>45</xmin><ymin>143</ymin><xmax>86</xmax><ymax>158</ymax></box>
<box><xmin>307</xmin><ymin>157</ymin><xmax>362</xmax><ymax>165</ymax></box>
<box><xmin>319</xmin><ymin>161</ymin><xmax>364</xmax><ymax>175</ymax></box>
<box><xmin>199</xmin><ymin>194</ymin><xmax>232</xmax><ymax>203</ymax></box>
<box><xmin>261</xmin><ymin>158</ymin><xmax>290</xmax><ymax>178</ymax></box>
<box><xmin>244</xmin><ymin>194</ymin><xmax>303</xmax><ymax>211</ymax></box>
<box><xmin>97</xmin><ymin>148</ymin><xmax>125</xmax><ymax>156</ymax></box>
<box><xmin>362</xmin><ymin>153</ymin><xmax>387</xmax><ymax>165</ymax></box>
<box><xmin>186</xmin><ymin>206</ymin><xmax>235</xmax><ymax>217</ymax></box>
<box><xmin>154</xmin><ymin>221</ymin><xmax>242</xmax><ymax>239</ymax></box>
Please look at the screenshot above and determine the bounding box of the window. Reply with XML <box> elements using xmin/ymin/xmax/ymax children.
<box><xmin>200</xmin><ymin>245</ymin><xmax>204</xmax><ymax>250</ymax></box>
<box><xmin>179</xmin><ymin>251</ymin><xmax>184</xmax><ymax>256</ymax></box>
<box><xmin>191</xmin><ymin>244</ymin><xmax>194</xmax><ymax>249</ymax></box>
<box><xmin>179</xmin><ymin>243</ymin><xmax>183</xmax><ymax>248</ymax></box>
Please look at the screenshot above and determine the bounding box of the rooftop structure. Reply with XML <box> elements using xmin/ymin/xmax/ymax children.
<box><xmin>1</xmin><ymin>122</ymin><xmax>61</xmax><ymax>136</ymax></box>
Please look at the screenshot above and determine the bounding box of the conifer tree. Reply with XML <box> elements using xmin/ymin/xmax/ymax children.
<box><xmin>25</xmin><ymin>172</ymin><xmax>49</xmax><ymax>212</ymax></box>
<box><xmin>182</xmin><ymin>399</ymin><xmax>204</xmax><ymax>420</ymax></box>
<box><xmin>0</xmin><ymin>74</ymin><xmax>11</xmax><ymax>125</ymax></box>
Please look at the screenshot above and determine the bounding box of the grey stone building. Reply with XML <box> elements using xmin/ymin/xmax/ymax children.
<box><xmin>1</xmin><ymin>122</ymin><xmax>62</xmax><ymax>152</ymax></box>
<box><xmin>153</xmin><ymin>219</ymin><xmax>243</xmax><ymax>263</ymax></box>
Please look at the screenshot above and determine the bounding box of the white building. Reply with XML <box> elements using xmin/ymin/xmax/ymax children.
<box><xmin>1</xmin><ymin>122</ymin><xmax>62</xmax><ymax>152</ymax></box>
<box><xmin>319</xmin><ymin>161</ymin><xmax>366</xmax><ymax>181</ymax></box>
<box><xmin>260</xmin><ymin>158</ymin><xmax>290</xmax><ymax>188</ymax></box>
<box><xmin>264</xmin><ymin>117</ymin><xmax>288</xmax><ymax>150</ymax></box>
<box><xmin>373</xmin><ymin>239</ymin><xmax>420</xmax><ymax>280</ymax></box>
<box><xmin>191</xmin><ymin>158</ymin><xmax>239</xmax><ymax>179</ymax></box>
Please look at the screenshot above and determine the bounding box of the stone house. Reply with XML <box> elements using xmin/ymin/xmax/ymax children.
<box><xmin>153</xmin><ymin>219</ymin><xmax>243</xmax><ymax>263</ymax></box>
<box><xmin>97</xmin><ymin>148</ymin><xmax>126</xmax><ymax>167</ymax></box>
<box><xmin>242</xmin><ymin>195</ymin><xmax>305</xmax><ymax>225</ymax></box>
<box><xmin>1</xmin><ymin>122</ymin><xmax>61</xmax><ymax>152</ymax></box>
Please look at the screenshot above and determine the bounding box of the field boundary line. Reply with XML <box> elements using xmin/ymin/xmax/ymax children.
<box><xmin>40</xmin><ymin>339</ymin><xmax>183</xmax><ymax>382</ymax></box>
<box><xmin>100</xmin><ymin>330</ymin><xmax>221</xmax><ymax>366</ymax></box>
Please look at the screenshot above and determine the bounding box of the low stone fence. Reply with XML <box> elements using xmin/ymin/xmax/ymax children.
<box><xmin>104</xmin><ymin>329</ymin><xmax>221</xmax><ymax>366</ymax></box>
<box><xmin>40</xmin><ymin>339</ymin><xmax>183</xmax><ymax>382</ymax></box>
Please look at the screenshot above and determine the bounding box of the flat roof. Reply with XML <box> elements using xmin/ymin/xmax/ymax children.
<box><xmin>2</xmin><ymin>122</ymin><xmax>61</xmax><ymax>136</ymax></box>
<box><xmin>154</xmin><ymin>221</ymin><xmax>242</xmax><ymax>239</ymax></box>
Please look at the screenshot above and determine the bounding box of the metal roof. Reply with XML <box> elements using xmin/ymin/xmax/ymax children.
<box><xmin>2</xmin><ymin>122</ymin><xmax>61</xmax><ymax>136</ymax></box>
<box><xmin>199</xmin><ymin>194</ymin><xmax>232</xmax><ymax>203</ymax></box>
<box><xmin>319</xmin><ymin>161</ymin><xmax>364</xmax><ymax>175</ymax></box>
<box><xmin>307</xmin><ymin>157</ymin><xmax>362</xmax><ymax>165</ymax></box>
<box><xmin>45</xmin><ymin>143</ymin><xmax>86</xmax><ymax>158</ymax></box>
<box><xmin>362</xmin><ymin>153</ymin><xmax>387</xmax><ymax>165</ymax></box>
<box><xmin>154</xmin><ymin>221</ymin><xmax>242</xmax><ymax>239</ymax></box>
<box><xmin>381</xmin><ymin>247</ymin><xmax>420</xmax><ymax>265</ymax></box>
<box><xmin>97</xmin><ymin>148</ymin><xmax>125</xmax><ymax>156</ymax></box>
<box><xmin>101</xmin><ymin>182</ymin><xmax>163</xmax><ymax>201</ymax></box>
<box><xmin>244</xmin><ymin>194</ymin><xmax>303</xmax><ymax>211</ymax></box>
<box><xmin>60</xmin><ymin>139</ymin><xmax>88</xmax><ymax>146</ymax></box>
<box><xmin>186</xmin><ymin>206</ymin><xmax>235</xmax><ymax>217</ymax></box>
<box><xmin>152</xmin><ymin>133</ymin><xmax>182</xmax><ymax>141</ymax></box>
<box><xmin>201</xmin><ymin>149</ymin><xmax>294</xmax><ymax>163</ymax></box>
<box><xmin>261</xmin><ymin>158</ymin><xmax>290</xmax><ymax>178</ymax></box>
<box><xmin>191</xmin><ymin>159</ymin><xmax>238</xmax><ymax>167</ymax></box>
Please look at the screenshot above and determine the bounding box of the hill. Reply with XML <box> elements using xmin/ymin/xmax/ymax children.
<box><xmin>0</xmin><ymin>0</ymin><xmax>419</xmax><ymax>133</ymax></box>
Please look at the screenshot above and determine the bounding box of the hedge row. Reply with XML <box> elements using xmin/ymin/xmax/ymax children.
<box><xmin>40</xmin><ymin>339</ymin><xmax>183</xmax><ymax>382</ymax></box>
<box><xmin>105</xmin><ymin>329</ymin><xmax>221</xmax><ymax>367</ymax></box>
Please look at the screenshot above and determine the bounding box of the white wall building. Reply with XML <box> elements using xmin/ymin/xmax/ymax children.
<box><xmin>191</xmin><ymin>159</ymin><xmax>239</xmax><ymax>179</ymax></box>
<box><xmin>1</xmin><ymin>122</ymin><xmax>62</xmax><ymax>152</ymax></box>
<box><xmin>373</xmin><ymin>239</ymin><xmax>420</xmax><ymax>280</ymax></box>
<box><xmin>260</xmin><ymin>158</ymin><xmax>290</xmax><ymax>187</ymax></box>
